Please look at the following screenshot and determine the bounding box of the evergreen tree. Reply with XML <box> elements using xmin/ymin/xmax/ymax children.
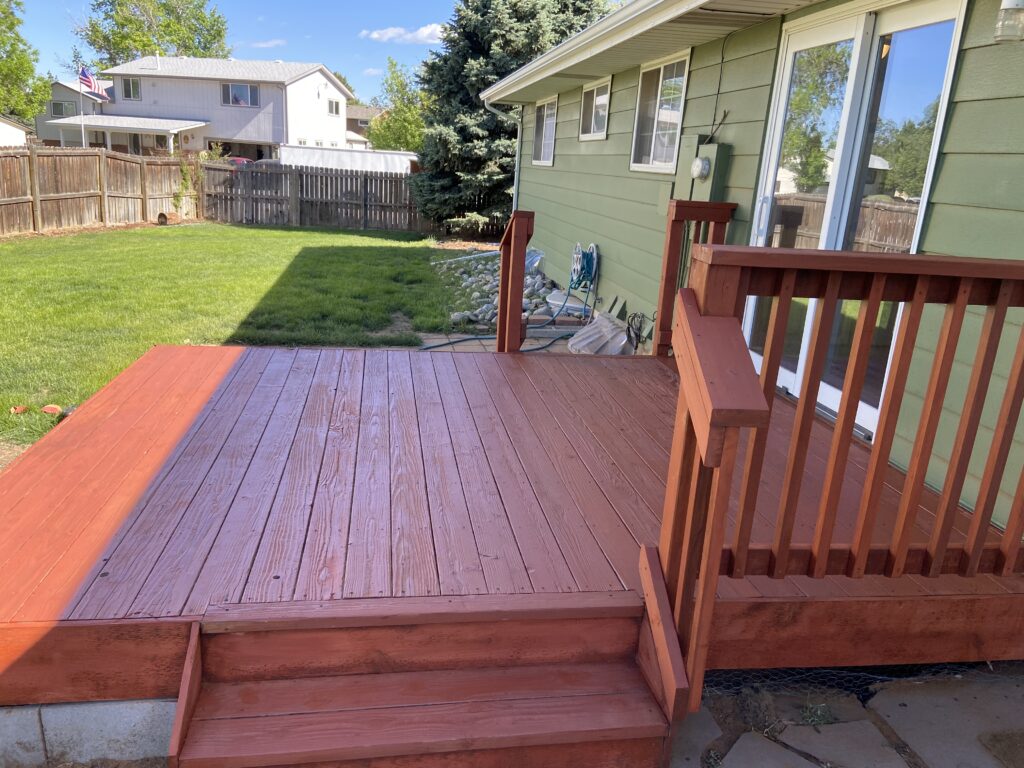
<box><xmin>412</xmin><ymin>0</ymin><xmax>608</xmax><ymax>232</ymax></box>
<box><xmin>0</xmin><ymin>0</ymin><xmax>49</xmax><ymax>121</ymax></box>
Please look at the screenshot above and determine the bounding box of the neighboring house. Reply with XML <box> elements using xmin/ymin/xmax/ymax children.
<box><xmin>33</xmin><ymin>57</ymin><xmax>354</xmax><ymax>158</ymax></box>
<box><xmin>484</xmin><ymin>0</ymin><xmax>1023</xmax><ymax>523</ymax></box>
<box><xmin>35</xmin><ymin>79</ymin><xmax>114</xmax><ymax>148</ymax></box>
<box><xmin>0</xmin><ymin>115</ymin><xmax>31</xmax><ymax>146</ymax></box>
<box><xmin>346</xmin><ymin>104</ymin><xmax>383</xmax><ymax>148</ymax></box>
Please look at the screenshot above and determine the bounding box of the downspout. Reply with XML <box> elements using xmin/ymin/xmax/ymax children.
<box><xmin>483</xmin><ymin>100</ymin><xmax>523</xmax><ymax>210</ymax></box>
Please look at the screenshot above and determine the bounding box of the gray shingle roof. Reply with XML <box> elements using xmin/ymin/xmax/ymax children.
<box><xmin>103</xmin><ymin>57</ymin><xmax>327</xmax><ymax>85</ymax></box>
<box><xmin>347</xmin><ymin>104</ymin><xmax>383</xmax><ymax>121</ymax></box>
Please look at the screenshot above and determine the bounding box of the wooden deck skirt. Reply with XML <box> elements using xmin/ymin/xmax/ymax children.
<box><xmin>1</xmin><ymin>345</ymin><xmax>1022</xmax><ymax>705</ymax></box>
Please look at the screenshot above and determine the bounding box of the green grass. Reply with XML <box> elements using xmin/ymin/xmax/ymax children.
<box><xmin>0</xmin><ymin>223</ymin><xmax>454</xmax><ymax>444</ymax></box>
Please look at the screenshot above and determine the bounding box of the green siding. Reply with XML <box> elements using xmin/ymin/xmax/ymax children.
<box><xmin>891</xmin><ymin>0</ymin><xmax>1024</xmax><ymax>528</ymax></box>
<box><xmin>518</xmin><ymin>18</ymin><xmax>781</xmax><ymax>318</ymax></box>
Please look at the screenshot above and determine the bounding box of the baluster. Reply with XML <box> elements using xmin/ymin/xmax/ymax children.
<box><xmin>998</xmin><ymin>469</ymin><xmax>1024</xmax><ymax>575</ymax></box>
<box><xmin>926</xmin><ymin>282</ymin><xmax>1012</xmax><ymax>576</ymax></box>
<box><xmin>888</xmin><ymin>278</ymin><xmax>973</xmax><ymax>577</ymax></box>
<box><xmin>772</xmin><ymin>271</ymin><xmax>842</xmax><ymax>577</ymax></box>
<box><xmin>658</xmin><ymin>388</ymin><xmax>697</xmax><ymax>602</ymax></box>
<box><xmin>654</xmin><ymin>214</ymin><xmax>689</xmax><ymax>357</ymax></box>
<box><xmin>684</xmin><ymin>428</ymin><xmax>739</xmax><ymax>713</ymax></box>
<box><xmin>849</xmin><ymin>277</ymin><xmax>929</xmax><ymax>577</ymax></box>
<box><xmin>673</xmin><ymin>457</ymin><xmax>714</xmax><ymax>638</ymax></box>
<box><xmin>810</xmin><ymin>275</ymin><xmax>886</xmax><ymax>577</ymax></box>
<box><xmin>733</xmin><ymin>269</ymin><xmax>796</xmax><ymax>577</ymax></box>
<box><xmin>963</xmin><ymin>322</ymin><xmax>1024</xmax><ymax>575</ymax></box>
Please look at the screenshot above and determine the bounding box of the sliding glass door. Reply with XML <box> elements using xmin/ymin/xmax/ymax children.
<box><xmin>745</xmin><ymin>0</ymin><xmax>960</xmax><ymax>434</ymax></box>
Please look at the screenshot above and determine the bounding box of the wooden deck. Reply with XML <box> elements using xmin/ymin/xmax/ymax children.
<box><xmin>2</xmin><ymin>344</ymin><xmax>1023</xmax><ymax>718</ymax></box>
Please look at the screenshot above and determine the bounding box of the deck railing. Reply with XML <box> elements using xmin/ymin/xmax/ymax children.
<box><xmin>662</xmin><ymin>243</ymin><xmax>1024</xmax><ymax>708</ymax></box>
<box><xmin>496</xmin><ymin>210</ymin><xmax>535</xmax><ymax>353</ymax></box>
<box><xmin>653</xmin><ymin>201</ymin><xmax>737</xmax><ymax>357</ymax></box>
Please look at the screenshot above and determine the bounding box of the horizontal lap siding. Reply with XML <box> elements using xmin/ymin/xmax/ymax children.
<box><xmin>519</xmin><ymin>71</ymin><xmax>673</xmax><ymax>316</ymax></box>
<box><xmin>892</xmin><ymin>0</ymin><xmax>1024</xmax><ymax>527</ymax></box>
<box><xmin>517</xmin><ymin>18</ymin><xmax>780</xmax><ymax>318</ymax></box>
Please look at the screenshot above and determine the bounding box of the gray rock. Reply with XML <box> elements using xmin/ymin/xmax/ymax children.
<box><xmin>471</xmin><ymin>291</ymin><xmax>482</xmax><ymax>300</ymax></box>
<box><xmin>523</xmin><ymin>299</ymin><xmax>531</xmax><ymax>311</ymax></box>
<box><xmin>722</xmin><ymin>733</ymin><xmax>817</xmax><ymax>768</ymax></box>
<box><xmin>778</xmin><ymin>721</ymin><xmax>905</xmax><ymax>768</ymax></box>
<box><xmin>869</xmin><ymin>676</ymin><xmax>1024</xmax><ymax>768</ymax></box>
<box><xmin>0</xmin><ymin>706</ymin><xmax>45</xmax><ymax>767</ymax></box>
<box><xmin>450</xmin><ymin>311</ymin><xmax>471</xmax><ymax>324</ymax></box>
<box><xmin>41</xmin><ymin>699</ymin><xmax>175</xmax><ymax>764</ymax></box>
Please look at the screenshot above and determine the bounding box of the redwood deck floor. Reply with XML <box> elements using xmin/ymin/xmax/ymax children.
<box><xmin>0</xmin><ymin>345</ymin><xmax>1015</xmax><ymax>627</ymax></box>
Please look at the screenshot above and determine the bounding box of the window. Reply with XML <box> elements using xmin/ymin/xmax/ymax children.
<box><xmin>51</xmin><ymin>101</ymin><xmax>74</xmax><ymax>117</ymax></box>
<box><xmin>221</xmin><ymin>83</ymin><xmax>260</xmax><ymax>107</ymax></box>
<box><xmin>532</xmin><ymin>97</ymin><xmax>557</xmax><ymax>166</ymax></box>
<box><xmin>579</xmin><ymin>79</ymin><xmax>611</xmax><ymax>140</ymax></box>
<box><xmin>297</xmin><ymin>139</ymin><xmax>307</xmax><ymax>146</ymax></box>
<box><xmin>631</xmin><ymin>56</ymin><xmax>688</xmax><ymax>172</ymax></box>
<box><xmin>155</xmin><ymin>135</ymin><xmax>168</xmax><ymax>150</ymax></box>
<box><xmin>315</xmin><ymin>140</ymin><xmax>323</xmax><ymax>147</ymax></box>
<box><xmin>330</xmin><ymin>141</ymin><xmax>338</xmax><ymax>147</ymax></box>
<box><xmin>358</xmin><ymin>119</ymin><xmax>370</xmax><ymax>128</ymax></box>
<box><xmin>122</xmin><ymin>77</ymin><xmax>141</xmax><ymax>101</ymax></box>
<box><xmin>328</xmin><ymin>99</ymin><xmax>341</xmax><ymax>116</ymax></box>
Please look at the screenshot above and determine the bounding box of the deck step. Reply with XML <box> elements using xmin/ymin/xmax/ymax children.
<box><xmin>178</xmin><ymin>662</ymin><xmax>669</xmax><ymax>768</ymax></box>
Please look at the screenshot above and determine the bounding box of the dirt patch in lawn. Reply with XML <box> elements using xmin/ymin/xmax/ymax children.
<box><xmin>0</xmin><ymin>441</ymin><xmax>26</xmax><ymax>473</ymax></box>
<box><xmin>433</xmin><ymin>238</ymin><xmax>499</xmax><ymax>252</ymax></box>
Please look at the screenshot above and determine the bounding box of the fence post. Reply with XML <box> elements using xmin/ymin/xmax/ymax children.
<box><xmin>28</xmin><ymin>145</ymin><xmax>42</xmax><ymax>232</ymax></box>
<box><xmin>362</xmin><ymin>172</ymin><xmax>369</xmax><ymax>230</ymax></box>
<box><xmin>195</xmin><ymin>160</ymin><xmax>205</xmax><ymax>220</ymax></box>
<box><xmin>99</xmin><ymin>150</ymin><xmax>109</xmax><ymax>226</ymax></box>
<box><xmin>140</xmin><ymin>157</ymin><xmax>149</xmax><ymax>223</ymax></box>
<box><xmin>288</xmin><ymin>165</ymin><xmax>300</xmax><ymax>226</ymax></box>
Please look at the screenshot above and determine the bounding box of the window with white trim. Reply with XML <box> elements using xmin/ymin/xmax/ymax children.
<box><xmin>51</xmin><ymin>101</ymin><xmax>75</xmax><ymax>117</ymax></box>
<box><xmin>315</xmin><ymin>140</ymin><xmax>323</xmax><ymax>147</ymax></box>
<box><xmin>532</xmin><ymin>97</ymin><xmax>557</xmax><ymax>166</ymax></box>
<box><xmin>122</xmin><ymin>77</ymin><xmax>141</xmax><ymax>101</ymax></box>
<box><xmin>631</xmin><ymin>57</ymin><xmax>688</xmax><ymax>172</ymax></box>
<box><xmin>328</xmin><ymin>99</ymin><xmax>341</xmax><ymax>116</ymax></box>
<box><xmin>221</xmin><ymin>83</ymin><xmax>260</xmax><ymax>107</ymax></box>
<box><xmin>579</xmin><ymin>79</ymin><xmax>611</xmax><ymax>140</ymax></box>
<box><xmin>297</xmin><ymin>138</ymin><xmax>307</xmax><ymax>146</ymax></box>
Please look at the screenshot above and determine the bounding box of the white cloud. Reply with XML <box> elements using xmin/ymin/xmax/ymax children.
<box><xmin>358</xmin><ymin>23</ymin><xmax>442</xmax><ymax>44</ymax></box>
<box><xmin>363</xmin><ymin>67</ymin><xmax>384</xmax><ymax>76</ymax></box>
<box><xmin>251</xmin><ymin>38</ymin><xmax>287</xmax><ymax>48</ymax></box>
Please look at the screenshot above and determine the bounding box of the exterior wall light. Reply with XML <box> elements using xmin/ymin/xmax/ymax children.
<box><xmin>995</xmin><ymin>0</ymin><xmax>1024</xmax><ymax>42</ymax></box>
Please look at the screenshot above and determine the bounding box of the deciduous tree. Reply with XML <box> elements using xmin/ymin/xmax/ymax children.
<box><xmin>366</xmin><ymin>58</ymin><xmax>428</xmax><ymax>153</ymax></box>
<box><xmin>0</xmin><ymin>0</ymin><xmax>49</xmax><ymax>121</ymax></box>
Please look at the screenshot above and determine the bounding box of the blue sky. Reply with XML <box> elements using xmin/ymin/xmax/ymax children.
<box><xmin>22</xmin><ymin>0</ymin><xmax>456</xmax><ymax>101</ymax></box>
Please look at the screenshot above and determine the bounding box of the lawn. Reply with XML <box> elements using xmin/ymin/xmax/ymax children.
<box><xmin>0</xmin><ymin>223</ymin><xmax>453</xmax><ymax>444</ymax></box>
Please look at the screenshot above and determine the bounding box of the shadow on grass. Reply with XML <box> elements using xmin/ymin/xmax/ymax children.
<box><xmin>227</xmin><ymin>239</ymin><xmax>449</xmax><ymax>348</ymax></box>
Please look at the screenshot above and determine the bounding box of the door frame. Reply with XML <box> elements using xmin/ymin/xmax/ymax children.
<box><xmin>744</xmin><ymin>0</ymin><xmax>969</xmax><ymax>435</ymax></box>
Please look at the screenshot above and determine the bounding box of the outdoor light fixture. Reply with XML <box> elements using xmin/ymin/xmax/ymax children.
<box><xmin>995</xmin><ymin>0</ymin><xmax>1024</xmax><ymax>42</ymax></box>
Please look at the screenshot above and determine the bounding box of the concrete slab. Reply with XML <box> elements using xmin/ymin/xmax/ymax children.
<box><xmin>40</xmin><ymin>699</ymin><xmax>175</xmax><ymax>764</ymax></box>
<box><xmin>722</xmin><ymin>733</ymin><xmax>818</xmax><ymax>768</ymax></box>
<box><xmin>869</xmin><ymin>676</ymin><xmax>1024</xmax><ymax>768</ymax></box>
<box><xmin>980</xmin><ymin>731</ymin><xmax>1024</xmax><ymax>768</ymax></box>
<box><xmin>0</xmin><ymin>706</ymin><xmax>45</xmax><ymax>767</ymax></box>
<box><xmin>670</xmin><ymin>707</ymin><xmax>723</xmax><ymax>766</ymax></box>
<box><xmin>779</xmin><ymin>720</ymin><xmax>905</xmax><ymax>768</ymax></box>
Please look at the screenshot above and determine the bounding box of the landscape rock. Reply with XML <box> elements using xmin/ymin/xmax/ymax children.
<box><xmin>778</xmin><ymin>720</ymin><xmax>905</xmax><ymax>768</ymax></box>
<box><xmin>721</xmin><ymin>733</ymin><xmax>817</xmax><ymax>767</ymax></box>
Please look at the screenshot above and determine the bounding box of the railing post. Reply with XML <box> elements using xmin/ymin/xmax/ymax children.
<box><xmin>496</xmin><ymin>210</ymin><xmax>534</xmax><ymax>353</ymax></box>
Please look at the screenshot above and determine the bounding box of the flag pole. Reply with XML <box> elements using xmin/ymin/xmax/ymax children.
<box><xmin>78</xmin><ymin>72</ymin><xmax>86</xmax><ymax>148</ymax></box>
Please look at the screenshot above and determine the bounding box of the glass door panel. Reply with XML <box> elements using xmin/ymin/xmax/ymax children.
<box><xmin>818</xmin><ymin>16</ymin><xmax>956</xmax><ymax>422</ymax></box>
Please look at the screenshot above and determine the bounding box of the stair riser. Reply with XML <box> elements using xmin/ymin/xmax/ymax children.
<box><xmin>203</xmin><ymin>617</ymin><xmax>640</xmax><ymax>683</ymax></box>
<box><xmin>181</xmin><ymin>736</ymin><xmax>667</xmax><ymax>768</ymax></box>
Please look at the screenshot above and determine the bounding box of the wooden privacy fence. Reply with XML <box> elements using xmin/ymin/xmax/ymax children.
<box><xmin>771</xmin><ymin>192</ymin><xmax>920</xmax><ymax>252</ymax></box>
<box><xmin>0</xmin><ymin>147</ymin><xmax>199</xmax><ymax>236</ymax></box>
<box><xmin>202</xmin><ymin>164</ymin><xmax>433</xmax><ymax>233</ymax></box>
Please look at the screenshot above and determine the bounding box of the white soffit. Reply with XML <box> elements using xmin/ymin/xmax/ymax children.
<box><xmin>483</xmin><ymin>0</ymin><xmax>820</xmax><ymax>104</ymax></box>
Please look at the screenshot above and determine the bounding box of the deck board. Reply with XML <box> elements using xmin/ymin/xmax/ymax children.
<box><xmin>0</xmin><ymin>345</ymin><xmax>1014</xmax><ymax>628</ymax></box>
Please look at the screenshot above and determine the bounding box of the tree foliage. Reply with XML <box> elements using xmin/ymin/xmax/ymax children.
<box><xmin>0</xmin><ymin>0</ymin><xmax>49</xmax><ymax>121</ymax></box>
<box><xmin>412</xmin><ymin>0</ymin><xmax>609</xmax><ymax>232</ymax></box>
<box><xmin>75</xmin><ymin>0</ymin><xmax>229</xmax><ymax>69</ymax></box>
<box><xmin>366</xmin><ymin>58</ymin><xmax>428</xmax><ymax>153</ymax></box>
<box><xmin>871</xmin><ymin>99</ymin><xmax>938</xmax><ymax>199</ymax></box>
<box><xmin>780</xmin><ymin>42</ymin><xmax>851</xmax><ymax>193</ymax></box>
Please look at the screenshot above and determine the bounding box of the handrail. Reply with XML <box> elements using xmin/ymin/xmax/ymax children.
<box><xmin>653</xmin><ymin>200</ymin><xmax>737</xmax><ymax>356</ymax></box>
<box><xmin>495</xmin><ymin>210</ymin><xmax>535</xmax><ymax>353</ymax></box>
<box><xmin>660</xmin><ymin>287</ymin><xmax>767</xmax><ymax>713</ymax></box>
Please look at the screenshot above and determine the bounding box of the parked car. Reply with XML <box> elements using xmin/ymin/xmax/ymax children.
<box><xmin>223</xmin><ymin>157</ymin><xmax>253</xmax><ymax>168</ymax></box>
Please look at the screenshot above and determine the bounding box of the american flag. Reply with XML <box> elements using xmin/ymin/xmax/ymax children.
<box><xmin>79</xmin><ymin>67</ymin><xmax>107</xmax><ymax>99</ymax></box>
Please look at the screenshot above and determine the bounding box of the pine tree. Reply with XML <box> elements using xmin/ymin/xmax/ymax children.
<box><xmin>412</xmin><ymin>0</ymin><xmax>608</xmax><ymax>232</ymax></box>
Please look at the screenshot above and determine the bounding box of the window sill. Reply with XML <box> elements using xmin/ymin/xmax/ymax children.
<box><xmin>629</xmin><ymin>163</ymin><xmax>676</xmax><ymax>175</ymax></box>
<box><xmin>579</xmin><ymin>132</ymin><xmax>608</xmax><ymax>142</ymax></box>
<box><xmin>532</xmin><ymin>159</ymin><xmax>554</xmax><ymax>167</ymax></box>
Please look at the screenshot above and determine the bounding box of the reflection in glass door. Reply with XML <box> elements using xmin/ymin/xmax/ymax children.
<box><xmin>746</xmin><ymin>0</ymin><xmax>959</xmax><ymax>433</ymax></box>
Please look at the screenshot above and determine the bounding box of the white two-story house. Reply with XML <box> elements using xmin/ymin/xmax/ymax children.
<box><xmin>36</xmin><ymin>57</ymin><xmax>353</xmax><ymax>159</ymax></box>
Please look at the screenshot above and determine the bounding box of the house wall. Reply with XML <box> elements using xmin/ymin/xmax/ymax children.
<box><xmin>104</xmin><ymin>74</ymin><xmax>287</xmax><ymax>149</ymax></box>
<box><xmin>285</xmin><ymin>71</ymin><xmax>348</xmax><ymax>148</ymax></box>
<box><xmin>0</xmin><ymin>122</ymin><xmax>27</xmax><ymax>147</ymax></box>
<box><xmin>517</xmin><ymin>18</ymin><xmax>781</xmax><ymax>317</ymax></box>
<box><xmin>890</xmin><ymin>0</ymin><xmax>1024</xmax><ymax>525</ymax></box>
<box><xmin>34</xmin><ymin>83</ymin><xmax>104</xmax><ymax>144</ymax></box>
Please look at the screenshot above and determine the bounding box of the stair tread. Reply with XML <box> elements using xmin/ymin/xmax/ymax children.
<box><xmin>180</xmin><ymin>663</ymin><xmax>667</xmax><ymax>768</ymax></box>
